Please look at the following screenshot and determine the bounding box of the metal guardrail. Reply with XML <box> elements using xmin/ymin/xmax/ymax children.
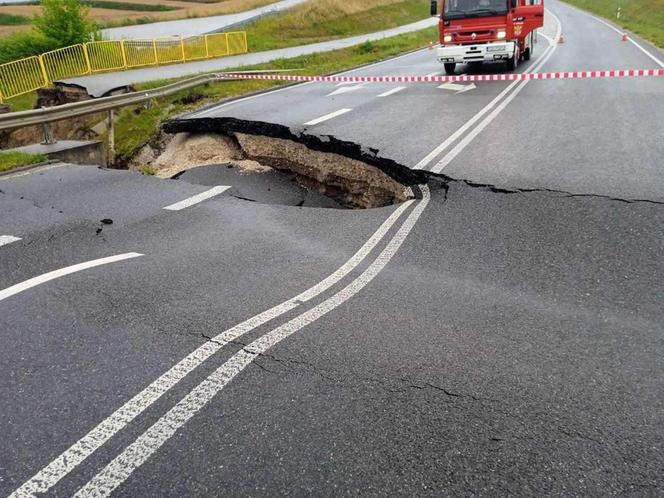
<box><xmin>0</xmin><ymin>74</ymin><xmax>217</xmax><ymax>131</ymax></box>
<box><xmin>0</xmin><ymin>32</ymin><xmax>248</xmax><ymax>103</ymax></box>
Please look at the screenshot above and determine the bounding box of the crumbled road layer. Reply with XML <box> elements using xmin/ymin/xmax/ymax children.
<box><xmin>159</xmin><ymin>117</ymin><xmax>433</xmax><ymax>209</ymax></box>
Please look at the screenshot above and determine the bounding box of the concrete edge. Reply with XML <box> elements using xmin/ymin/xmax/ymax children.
<box><xmin>0</xmin><ymin>159</ymin><xmax>60</xmax><ymax>177</ymax></box>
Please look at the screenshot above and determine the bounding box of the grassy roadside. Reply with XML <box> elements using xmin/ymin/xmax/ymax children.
<box><xmin>0</xmin><ymin>151</ymin><xmax>47</xmax><ymax>173</ymax></box>
<box><xmin>112</xmin><ymin>26</ymin><xmax>436</xmax><ymax>163</ymax></box>
<box><xmin>560</xmin><ymin>0</ymin><xmax>663</xmax><ymax>48</ymax></box>
<box><xmin>246</xmin><ymin>0</ymin><xmax>428</xmax><ymax>51</ymax></box>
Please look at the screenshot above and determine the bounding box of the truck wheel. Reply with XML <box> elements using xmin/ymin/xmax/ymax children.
<box><xmin>524</xmin><ymin>48</ymin><xmax>531</xmax><ymax>61</ymax></box>
<box><xmin>506</xmin><ymin>47</ymin><xmax>519</xmax><ymax>71</ymax></box>
<box><xmin>444</xmin><ymin>63</ymin><xmax>456</xmax><ymax>75</ymax></box>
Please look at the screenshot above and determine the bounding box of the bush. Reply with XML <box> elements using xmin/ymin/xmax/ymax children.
<box><xmin>33</xmin><ymin>0</ymin><xmax>99</xmax><ymax>47</ymax></box>
<box><xmin>0</xmin><ymin>0</ymin><xmax>99</xmax><ymax>64</ymax></box>
<box><xmin>0</xmin><ymin>32</ymin><xmax>58</xmax><ymax>64</ymax></box>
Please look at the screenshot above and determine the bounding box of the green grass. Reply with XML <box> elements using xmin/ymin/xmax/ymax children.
<box><xmin>23</xmin><ymin>0</ymin><xmax>177</xmax><ymax>11</ymax></box>
<box><xmin>0</xmin><ymin>151</ymin><xmax>48</xmax><ymax>172</ymax></box>
<box><xmin>80</xmin><ymin>1</ymin><xmax>177</xmax><ymax>11</ymax></box>
<box><xmin>4</xmin><ymin>91</ymin><xmax>38</xmax><ymax>112</ymax></box>
<box><xmin>0</xmin><ymin>13</ymin><xmax>31</xmax><ymax>25</ymax></box>
<box><xmin>113</xmin><ymin>26</ymin><xmax>436</xmax><ymax>164</ymax></box>
<box><xmin>561</xmin><ymin>0</ymin><xmax>664</xmax><ymax>48</ymax></box>
<box><xmin>245</xmin><ymin>0</ymin><xmax>429</xmax><ymax>51</ymax></box>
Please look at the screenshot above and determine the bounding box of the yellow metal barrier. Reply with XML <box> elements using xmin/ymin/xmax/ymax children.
<box><xmin>41</xmin><ymin>44</ymin><xmax>90</xmax><ymax>83</ymax></box>
<box><xmin>0</xmin><ymin>56</ymin><xmax>47</xmax><ymax>102</ymax></box>
<box><xmin>154</xmin><ymin>38</ymin><xmax>185</xmax><ymax>65</ymax></box>
<box><xmin>183</xmin><ymin>36</ymin><xmax>208</xmax><ymax>61</ymax></box>
<box><xmin>86</xmin><ymin>40</ymin><xmax>126</xmax><ymax>73</ymax></box>
<box><xmin>206</xmin><ymin>33</ymin><xmax>230</xmax><ymax>58</ymax></box>
<box><xmin>0</xmin><ymin>31</ymin><xmax>248</xmax><ymax>103</ymax></box>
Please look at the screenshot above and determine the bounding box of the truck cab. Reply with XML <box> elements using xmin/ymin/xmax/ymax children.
<box><xmin>431</xmin><ymin>0</ymin><xmax>544</xmax><ymax>74</ymax></box>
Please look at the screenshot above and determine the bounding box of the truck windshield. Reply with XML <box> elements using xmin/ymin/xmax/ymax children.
<box><xmin>443</xmin><ymin>0</ymin><xmax>508</xmax><ymax>19</ymax></box>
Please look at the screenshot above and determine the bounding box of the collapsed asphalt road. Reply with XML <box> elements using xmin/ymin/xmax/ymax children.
<box><xmin>1</xmin><ymin>0</ymin><xmax>664</xmax><ymax>495</ymax></box>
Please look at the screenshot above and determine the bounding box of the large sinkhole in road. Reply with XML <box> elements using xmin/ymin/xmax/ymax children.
<box><xmin>158</xmin><ymin>118</ymin><xmax>433</xmax><ymax>209</ymax></box>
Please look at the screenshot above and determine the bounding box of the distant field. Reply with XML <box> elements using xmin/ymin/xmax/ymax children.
<box><xmin>561</xmin><ymin>0</ymin><xmax>664</xmax><ymax>48</ymax></box>
<box><xmin>247</xmin><ymin>0</ymin><xmax>429</xmax><ymax>51</ymax></box>
<box><xmin>0</xmin><ymin>11</ymin><xmax>28</xmax><ymax>24</ymax></box>
<box><xmin>0</xmin><ymin>0</ymin><xmax>280</xmax><ymax>33</ymax></box>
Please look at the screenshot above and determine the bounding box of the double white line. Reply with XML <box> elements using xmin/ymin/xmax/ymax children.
<box><xmin>10</xmin><ymin>15</ymin><xmax>561</xmax><ymax>498</ymax></box>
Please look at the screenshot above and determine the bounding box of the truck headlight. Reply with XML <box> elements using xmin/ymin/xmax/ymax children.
<box><xmin>443</xmin><ymin>34</ymin><xmax>453</xmax><ymax>43</ymax></box>
<box><xmin>496</xmin><ymin>30</ymin><xmax>506</xmax><ymax>39</ymax></box>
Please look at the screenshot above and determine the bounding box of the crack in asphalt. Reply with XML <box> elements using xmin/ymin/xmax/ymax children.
<box><xmin>200</xmin><ymin>333</ymin><xmax>493</xmax><ymax>404</ymax></box>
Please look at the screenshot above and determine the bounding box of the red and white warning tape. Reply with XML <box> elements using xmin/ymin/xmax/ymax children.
<box><xmin>218</xmin><ymin>68</ymin><xmax>664</xmax><ymax>84</ymax></box>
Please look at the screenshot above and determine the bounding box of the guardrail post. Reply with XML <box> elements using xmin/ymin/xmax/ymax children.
<box><xmin>40</xmin><ymin>107</ymin><xmax>56</xmax><ymax>144</ymax></box>
<box><xmin>242</xmin><ymin>31</ymin><xmax>248</xmax><ymax>53</ymax></box>
<box><xmin>107</xmin><ymin>109</ymin><xmax>115</xmax><ymax>166</ymax></box>
<box><xmin>82</xmin><ymin>44</ymin><xmax>92</xmax><ymax>74</ymax></box>
<box><xmin>225</xmin><ymin>33</ymin><xmax>230</xmax><ymax>55</ymax></box>
<box><xmin>180</xmin><ymin>36</ymin><xmax>186</xmax><ymax>62</ymax></box>
<box><xmin>204</xmin><ymin>35</ymin><xmax>210</xmax><ymax>58</ymax></box>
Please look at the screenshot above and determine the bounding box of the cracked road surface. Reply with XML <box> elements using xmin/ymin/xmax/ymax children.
<box><xmin>1</xmin><ymin>1</ymin><xmax>664</xmax><ymax>495</ymax></box>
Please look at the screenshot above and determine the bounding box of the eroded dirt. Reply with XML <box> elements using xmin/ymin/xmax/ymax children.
<box><xmin>132</xmin><ymin>117</ymin><xmax>435</xmax><ymax>209</ymax></box>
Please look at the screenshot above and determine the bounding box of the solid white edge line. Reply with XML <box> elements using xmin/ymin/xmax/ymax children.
<box><xmin>0</xmin><ymin>253</ymin><xmax>143</xmax><ymax>303</ymax></box>
<box><xmin>377</xmin><ymin>86</ymin><xmax>406</xmax><ymax>97</ymax></box>
<box><xmin>9</xmin><ymin>200</ymin><xmax>414</xmax><ymax>498</ymax></box>
<box><xmin>561</xmin><ymin>4</ymin><xmax>663</xmax><ymax>67</ymax></box>
<box><xmin>163</xmin><ymin>186</ymin><xmax>231</xmax><ymax>211</ymax></box>
<box><xmin>73</xmin><ymin>187</ymin><xmax>432</xmax><ymax>498</ymax></box>
<box><xmin>0</xmin><ymin>235</ymin><xmax>21</xmax><ymax>247</ymax></box>
<box><xmin>303</xmin><ymin>108</ymin><xmax>352</xmax><ymax>126</ymax></box>
<box><xmin>430</xmin><ymin>12</ymin><xmax>561</xmax><ymax>173</ymax></box>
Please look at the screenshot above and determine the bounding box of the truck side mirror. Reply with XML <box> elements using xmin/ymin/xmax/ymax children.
<box><xmin>430</xmin><ymin>0</ymin><xmax>438</xmax><ymax>16</ymax></box>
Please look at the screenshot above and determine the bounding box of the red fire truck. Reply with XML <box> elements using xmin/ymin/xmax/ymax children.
<box><xmin>430</xmin><ymin>0</ymin><xmax>545</xmax><ymax>74</ymax></box>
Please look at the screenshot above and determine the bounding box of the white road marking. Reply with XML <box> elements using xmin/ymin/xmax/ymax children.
<box><xmin>0</xmin><ymin>253</ymin><xmax>143</xmax><ymax>303</ymax></box>
<box><xmin>585</xmin><ymin>13</ymin><xmax>663</xmax><ymax>67</ymax></box>
<box><xmin>327</xmin><ymin>83</ymin><xmax>367</xmax><ymax>96</ymax></box>
<box><xmin>414</xmin><ymin>30</ymin><xmax>556</xmax><ymax>170</ymax></box>
<box><xmin>303</xmin><ymin>108</ymin><xmax>352</xmax><ymax>126</ymax></box>
<box><xmin>9</xmin><ymin>200</ymin><xmax>414</xmax><ymax>498</ymax></box>
<box><xmin>0</xmin><ymin>163</ymin><xmax>68</xmax><ymax>181</ymax></box>
<box><xmin>73</xmin><ymin>187</ymin><xmax>431</xmax><ymax>498</ymax></box>
<box><xmin>0</xmin><ymin>235</ymin><xmax>21</xmax><ymax>247</ymax></box>
<box><xmin>430</xmin><ymin>14</ymin><xmax>561</xmax><ymax>173</ymax></box>
<box><xmin>163</xmin><ymin>186</ymin><xmax>231</xmax><ymax>211</ymax></box>
<box><xmin>377</xmin><ymin>86</ymin><xmax>406</xmax><ymax>97</ymax></box>
<box><xmin>438</xmin><ymin>82</ymin><xmax>477</xmax><ymax>94</ymax></box>
<box><xmin>193</xmin><ymin>48</ymin><xmax>430</xmax><ymax>118</ymax></box>
<box><xmin>12</xmin><ymin>14</ymin><xmax>563</xmax><ymax>496</ymax></box>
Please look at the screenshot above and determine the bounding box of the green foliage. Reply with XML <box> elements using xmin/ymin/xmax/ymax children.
<box><xmin>138</xmin><ymin>164</ymin><xmax>157</xmax><ymax>175</ymax></box>
<box><xmin>0</xmin><ymin>151</ymin><xmax>48</xmax><ymax>173</ymax></box>
<box><xmin>0</xmin><ymin>13</ymin><xmax>31</xmax><ymax>25</ymax></box>
<box><xmin>33</xmin><ymin>0</ymin><xmax>99</xmax><ymax>47</ymax></box>
<box><xmin>80</xmin><ymin>1</ymin><xmax>176</xmax><ymax>12</ymax></box>
<box><xmin>0</xmin><ymin>31</ymin><xmax>57</xmax><ymax>64</ymax></box>
<box><xmin>0</xmin><ymin>0</ymin><xmax>99</xmax><ymax>64</ymax></box>
<box><xmin>561</xmin><ymin>0</ymin><xmax>663</xmax><ymax>48</ymax></box>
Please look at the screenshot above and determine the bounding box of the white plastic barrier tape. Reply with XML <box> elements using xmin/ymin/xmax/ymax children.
<box><xmin>218</xmin><ymin>68</ymin><xmax>664</xmax><ymax>83</ymax></box>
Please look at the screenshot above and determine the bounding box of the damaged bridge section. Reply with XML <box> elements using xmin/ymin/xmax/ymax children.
<box><xmin>163</xmin><ymin>118</ymin><xmax>435</xmax><ymax>209</ymax></box>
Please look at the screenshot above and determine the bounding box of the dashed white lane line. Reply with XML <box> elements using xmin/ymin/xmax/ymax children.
<box><xmin>0</xmin><ymin>235</ymin><xmax>21</xmax><ymax>247</ymax></box>
<box><xmin>9</xmin><ymin>200</ymin><xmax>415</xmax><ymax>498</ymax></box>
<box><xmin>72</xmin><ymin>187</ymin><xmax>431</xmax><ymax>498</ymax></box>
<box><xmin>303</xmin><ymin>108</ymin><xmax>352</xmax><ymax>126</ymax></box>
<box><xmin>377</xmin><ymin>86</ymin><xmax>406</xmax><ymax>97</ymax></box>
<box><xmin>0</xmin><ymin>253</ymin><xmax>143</xmax><ymax>303</ymax></box>
<box><xmin>163</xmin><ymin>186</ymin><xmax>231</xmax><ymax>211</ymax></box>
